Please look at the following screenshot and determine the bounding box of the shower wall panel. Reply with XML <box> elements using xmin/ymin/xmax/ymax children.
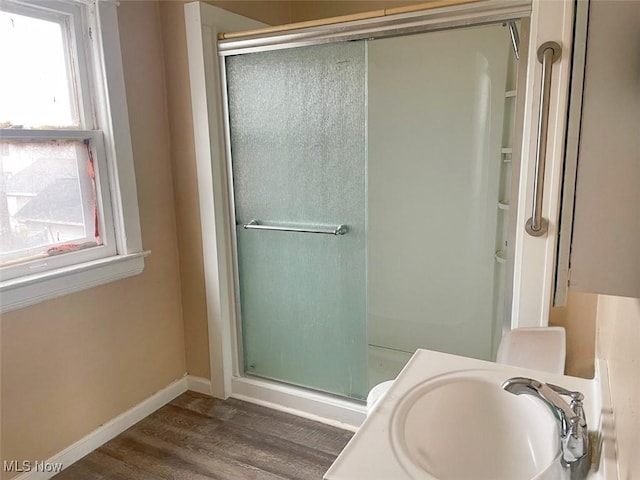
<box><xmin>367</xmin><ymin>25</ymin><xmax>510</xmax><ymax>372</ymax></box>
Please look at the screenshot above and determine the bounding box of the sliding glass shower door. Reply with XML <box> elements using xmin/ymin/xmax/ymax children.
<box><xmin>226</xmin><ymin>42</ymin><xmax>368</xmax><ymax>399</ymax></box>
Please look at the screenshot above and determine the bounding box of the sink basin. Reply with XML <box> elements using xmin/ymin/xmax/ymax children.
<box><xmin>390</xmin><ymin>370</ymin><xmax>561</xmax><ymax>480</ymax></box>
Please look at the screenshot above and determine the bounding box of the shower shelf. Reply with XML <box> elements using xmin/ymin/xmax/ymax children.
<box><xmin>501</xmin><ymin>147</ymin><xmax>513</xmax><ymax>163</ymax></box>
<box><xmin>498</xmin><ymin>201</ymin><xmax>510</xmax><ymax>211</ymax></box>
<box><xmin>494</xmin><ymin>251</ymin><xmax>507</xmax><ymax>264</ymax></box>
<box><xmin>505</xmin><ymin>90</ymin><xmax>517</xmax><ymax>98</ymax></box>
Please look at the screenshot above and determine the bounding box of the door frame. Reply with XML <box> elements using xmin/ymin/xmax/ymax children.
<box><xmin>510</xmin><ymin>0</ymin><xmax>575</xmax><ymax>328</ymax></box>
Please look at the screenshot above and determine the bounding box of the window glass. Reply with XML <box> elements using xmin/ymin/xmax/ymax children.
<box><xmin>0</xmin><ymin>10</ymin><xmax>79</xmax><ymax>128</ymax></box>
<box><xmin>0</xmin><ymin>140</ymin><xmax>100</xmax><ymax>266</ymax></box>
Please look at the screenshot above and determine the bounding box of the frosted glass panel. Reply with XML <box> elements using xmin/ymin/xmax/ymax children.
<box><xmin>367</xmin><ymin>25</ymin><xmax>511</xmax><ymax>377</ymax></box>
<box><xmin>226</xmin><ymin>42</ymin><xmax>367</xmax><ymax>399</ymax></box>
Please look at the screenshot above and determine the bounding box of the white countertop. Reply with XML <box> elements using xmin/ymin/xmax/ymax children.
<box><xmin>325</xmin><ymin>349</ymin><xmax>615</xmax><ymax>480</ymax></box>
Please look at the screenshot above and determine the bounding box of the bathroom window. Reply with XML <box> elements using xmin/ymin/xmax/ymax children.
<box><xmin>0</xmin><ymin>0</ymin><xmax>146</xmax><ymax>312</ymax></box>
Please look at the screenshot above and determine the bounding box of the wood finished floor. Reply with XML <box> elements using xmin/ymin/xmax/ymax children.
<box><xmin>54</xmin><ymin>391</ymin><xmax>354</xmax><ymax>480</ymax></box>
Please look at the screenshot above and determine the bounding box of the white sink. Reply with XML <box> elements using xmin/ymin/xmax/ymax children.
<box><xmin>324</xmin><ymin>349</ymin><xmax>609</xmax><ymax>480</ymax></box>
<box><xmin>390</xmin><ymin>370</ymin><xmax>561</xmax><ymax>480</ymax></box>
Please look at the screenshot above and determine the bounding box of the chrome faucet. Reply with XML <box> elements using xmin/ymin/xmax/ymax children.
<box><xmin>502</xmin><ymin>377</ymin><xmax>589</xmax><ymax>470</ymax></box>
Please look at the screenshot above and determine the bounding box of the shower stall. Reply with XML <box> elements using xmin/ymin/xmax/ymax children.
<box><xmin>224</xmin><ymin>23</ymin><xmax>520</xmax><ymax>401</ymax></box>
<box><xmin>185</xmin><ymin>0</ymin><xmax>575</xmax><ymax>416</ymax></box>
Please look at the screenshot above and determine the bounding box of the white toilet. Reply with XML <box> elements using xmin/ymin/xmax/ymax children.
<box><xmin>366</xmin><ymin>326</ymin><xmax>567</xmax><ymax>412</ymax></box>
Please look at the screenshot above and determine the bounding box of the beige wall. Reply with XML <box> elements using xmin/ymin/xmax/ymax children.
<box><xmin>158</xmin><ymin>1</ymin><xmax>211</xmax><ymax>379</ymax></box>
<box><xmin>549</xmin><ymin>291</ymin><xmax>597</xmax><ymax>378</ymax></box>
<box><xmin>0</xmin><ymin>2</ymin><xmax>186</xmax><ymax>476</ymax></box>
<box><xmin>290</xmin><ymin>1</ymin><xmax>425</xmax><ymax>22</ymax></box>
<box><xmin>208</xmin><ymin>0</ymin><xmax>292</xmax><ymax>25</ymax></box>
<box><xmin>596</xmin><ymin>295</ymin><xmax>640</xmax><ymax>479</ymax></box>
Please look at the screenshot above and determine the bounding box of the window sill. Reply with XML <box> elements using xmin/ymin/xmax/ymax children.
<box><xmin>0</xmin><ymin>251</ymin><xmax>150</xmax><ymax>314</ymax></box>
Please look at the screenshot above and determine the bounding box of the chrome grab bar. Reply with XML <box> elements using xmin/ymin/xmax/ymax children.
<box><xmin>243</xmin><ymin>219</ymin><xmax>348</xmax><ymax>236</ymax></box>
<box><xmin>526</xmin><ymin>41</ymin><xmax>562</xmax><ymax>237</ymax></box>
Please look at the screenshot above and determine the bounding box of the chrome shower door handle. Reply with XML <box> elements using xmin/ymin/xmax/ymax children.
<box><xmin>525</xmin><ymin>41</ymin><xmax>562</xmax><ymax>237</ymax></box>
<box><xmin>243</xmin><ymin>219</ymin><xmax>348</xmax><ymax>236</ymax></box>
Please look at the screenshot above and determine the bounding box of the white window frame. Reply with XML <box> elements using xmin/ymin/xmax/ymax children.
<box><xmin>0</xmin><ymin>0</ymin><xmax>148</xmax><ymax>313</ymax></box>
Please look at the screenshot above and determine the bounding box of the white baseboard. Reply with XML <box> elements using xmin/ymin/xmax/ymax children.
<box><xmin>186</xmin><ymin>375</ymin><xmax>212</xmax><ymax>395</ymax></box>
<box><xmin>11</xmin><ymin>377</ymin><xmax>189</xmax><ymax>480</ymax></box>
<box><xmin>230</xmin><ymin>376</ymin><xmax>366</xmax><ymax>432</ymax></box>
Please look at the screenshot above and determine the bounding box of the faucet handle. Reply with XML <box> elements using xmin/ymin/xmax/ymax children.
<box><xmin>549</xmin><ymin>385</ymin><xmax>589</xmax><ymax>466</ymax></box>
<box><xmin>546</xmin><ymin>383</ymin><xmax>584</xmax><ymax>402</ymax></box>
<box><xmin>547</xmin><ymin>383</ymin><xmax>586</xmax><ymax>420</ymax></box>
<box><xmin>568</xmin><ymin>416</ymin><xmax>586</xmax><ymax>435</ymax></box>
